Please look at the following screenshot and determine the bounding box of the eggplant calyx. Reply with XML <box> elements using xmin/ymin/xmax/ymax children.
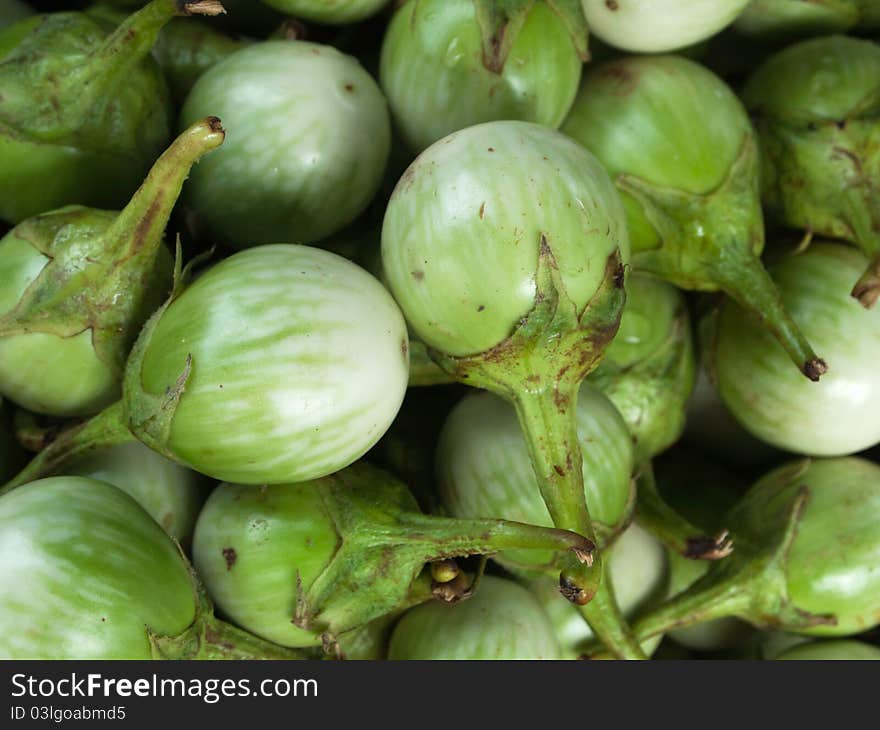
<box><xmin>620</xmin><ymin>135</ymin><xmax>825</xmax><ymax>380</ymax></box>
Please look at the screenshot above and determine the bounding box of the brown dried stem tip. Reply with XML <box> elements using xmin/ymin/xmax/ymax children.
<box><xmin>803</xmin><ymin>357</ymin><xmax>828</xmax><ymax>382</ymax></box>
<box><xmin>684</xmin><ymin>530</ymin><xmax>735</xmax><ymax>561</ymax></box>
<box><xmin>181</xmin><ymin>0</ymin><xmax>226</xmax><ymax>16</ymax></box>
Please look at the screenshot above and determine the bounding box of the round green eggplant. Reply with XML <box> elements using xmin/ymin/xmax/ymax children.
<box><xmin>180</xmin><ymin>40</ymin><xmax>391</xmax><ymax>248</ymax></box>
<box><xmin>68</xmin><ymin>441</ymin><xmax>205</xmax><ymax>544</ymax></box>
<box><xmin>437</xmin><ymin>383</ymin><xmax>634</xmax><ymax>572</ymax></box>
<box><xmin>709</xmin><ymin>242</ymin><xmax>880</xmax><ymax>456</ymax></box>
<box><xmin>380</xmin><ymin>0</ymin><xmax>582</xmax><ymax>153</ymax></box>
<box><xmin>0</xmin><ymin>476</ymin><xmax>195</xmax><ymax>659</ymax></box>
<box><xmin>580</xmin><ymin>0</ymin><xmax>750</xmax><ymax>52</ymax></box>
<box><xmin>743</xmin><ymin>35</ymin><xmax>880</xmax><ymax>307</ymax></box>
<box><xmin>387</xmin><ymin>575</ymin><xmax>562</xmax><ymax>660</ymax></box>
<box><xmin>0</xmin><ymin>475</ymin><xmax>303</xmax><ymax>659</ymax></box>
<box><xmin>381</xmin><ymin>118</ymin><xmax>636</xmax><ymax>651</ymax></box>
<box><xmin>383</xmin><ymin>120</ymin><xmax>628</xmax><ymax>359</ymax></box>
<box><xmin>125</xmin><ymin>244</ymin><xmax>409</xmax><ymax>484</ymax></box>
<box><xmin>192</xmin><ymin>463</ymin><xmax>596</xmax><ymax>648</ymax></box>
<box><xmin>562</xmin><ymin>54</ymin><xmax>823</xmax><ymax>380</ymax></box>
<box><xmin>588</xmin><ymin>272</ymin><xmax>695</xmax><ymax>461</ymax></box>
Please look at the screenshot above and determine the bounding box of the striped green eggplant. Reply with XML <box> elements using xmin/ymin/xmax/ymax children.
<box><xmin>388</xmin><ymin>576</ymin><xmax>562</xmax><ymax>660</ymax></box>
<box><xmin>68</xmin><ymin>441</ymin><xmax>205</xmax><ymax>544</ymax></box>
<box><xmin>0</xmin><ymin>477</ymin><xmax>302</xmax><ymax>659</ymax></box>
<box><xmin>2</xmin><ymin>244</ymin><xmax>410</xmax><ymax>490</ymax></box>
<box><xmin>380</xmin><ymin>0</ymin><xmax>583</xmax><ymax>153</ymax></box>
<box><xmin>180</xmin><ymin>40</ymin><xmax>390</xmax><ymax>249</ymax></box>
<box><xmin>707</xmin><ymin>243</ymin><xmax>880</xmax><ymax>456</ymax></box>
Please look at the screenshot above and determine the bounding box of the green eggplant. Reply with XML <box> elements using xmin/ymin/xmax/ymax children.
<box><xmin>562</xmin><ymin>54</ymin><xmax>825</xmax><ymax>380</ymax></box>
<box><xmin>191</xmin><ymin>462</ymin><xmax>595</xmax><ymax>649</ymax></box>
<box><xmin>743</xmin><ymin>36</ymin><xmax>880</xmax><ymax>306</ymax></box>
<box><xmin>0</xmin><ymin>0</ymin><xmax>224</xmax><ymax>223</ymax></box>
<box><xmin>0</xmin><ymin>476</ymin><xmax>306</xmax><ymax>659</ymax></box>
<box><xmin>0</xmin><ymin>118</ymin><xmax>224</xmax><ymax>417</ymax></box>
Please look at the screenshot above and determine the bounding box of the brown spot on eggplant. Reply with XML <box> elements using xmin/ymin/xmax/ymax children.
<box><xmin>411</xmin><ymin>270</ymin><xmax>424</xmax><ymax>281</ymax></box>
<box><xmin>222</xmin><ymin>547</ymin><xmax>237</xmax><ymax>570</ymax></box>
<box><xmin>606</xmin><ymin>0</ymin><xmax>619</xmax><ymax>9</ymax></box>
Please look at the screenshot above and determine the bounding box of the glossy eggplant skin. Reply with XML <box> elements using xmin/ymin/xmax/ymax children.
<box><xmin>125</xmin><ymin>244</ymin><xmax>409</xmax><ymax>485</ymax></box>
<box><xmin>380</xmin><ymin>0</ymin><xmax>581</xmax><ymax>153</ymax></box>
<box><xmin>382</xmin><ymin>120</ymin><xmax>629</xmax><ymax>358</ymax></box>
<box><xmin>0</xmin><ymin>477</ymin><xmax>196</xmax><ymax>659</ymax></box>
<box><xmin>68</xmin><ymin>441</ymin><xmax>205</xmax><ymax>544</ymax></box>
<box><xmin>387</xmin><ymin>576</ymin><xmax>562</xmax><ymax>660</ymax></box>
<box><xmin>180</xmin><ymin>41</ymin><xmax>390</xmax><ymax>249</ymax></box>
<box><xmin>731</xmin><ymin>457</ymin><xmax>880</xmax><ymax>636</ymax></box>
<box><xmin>711</xmin><ymin>243</ymin><xmax>880</xmax><ymax>456</ymax></box>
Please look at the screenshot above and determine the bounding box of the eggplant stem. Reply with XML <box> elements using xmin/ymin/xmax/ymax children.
<box><xmin>851</xmin><ymin>252</ymin><xmax>880</xmax><ymax>309</ymax></box>
<box><xmin>0</xmin><ymin>401</ymin><xmax>134</xmax><ymax>496</ymax></box>
<box><xmin>713</xmin><ymin>249</ymin><xmax>826</xmax><ymax>381</ymax></box>
<box><xmin>635</xmin><ymin>461</ymin><xmax>734</xmax><ymax>561</ymax></box>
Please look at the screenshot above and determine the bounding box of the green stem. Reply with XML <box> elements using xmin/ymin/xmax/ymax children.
<box><xmin>580</xmin><ymin>575</ymin><xmax>648</xmax><ymax>660</ymax></box>
<box><xmin>635</xmin><ymin>461</ymin><xmax>734</xmax><ymax>560</ymax></box>
<box><xmin>629</xmin><ymin>568</ymin><xmax>751</xmax><ymax>644</ymax></box>
<box><xmin>713</xmin><ymin>244</ymin><xmax>826</xmax><ymax>381</ymax></box>
<box><xmin>512</xmin><ymin>386</ymin><xmax>647</xmax><ymax>659</ymax></box>
<box><xmin>586</xmin><ymin>566</ymin><xmax>752</xmax><ymax>659</ymax></box>
<box><xmin>397</xmin><ymin>512</ymin><xmax>595</xmax><ymax>565</ymax></box>
<box><xmin>0</xmin><ymin>401</ymin><xmax>133</xmax><ymax>496</ymax></box>
<box><xmin>106</xmin><ymin>116</ymin><xmax>225</xmax><ymax>263</ymax></box>
<box><xmin>407</xmin><ymin>339</ymin><xmax>455</xmax><ymax>386</ymax></box>
<box><xmin>82</xmin><ymin>0</ymin><xmax>224</xmax><ymax>111</ymax></box>
<box><xmin>512</xmin><ymin>385</ymin><xmax>600</xmax><ymax>603</ymax></box>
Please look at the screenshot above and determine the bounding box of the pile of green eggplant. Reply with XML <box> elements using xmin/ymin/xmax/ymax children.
<box><xmin>1</xmin><ymin>0</ymin><xmax>879</xmax><ymax>661</ymax></box>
